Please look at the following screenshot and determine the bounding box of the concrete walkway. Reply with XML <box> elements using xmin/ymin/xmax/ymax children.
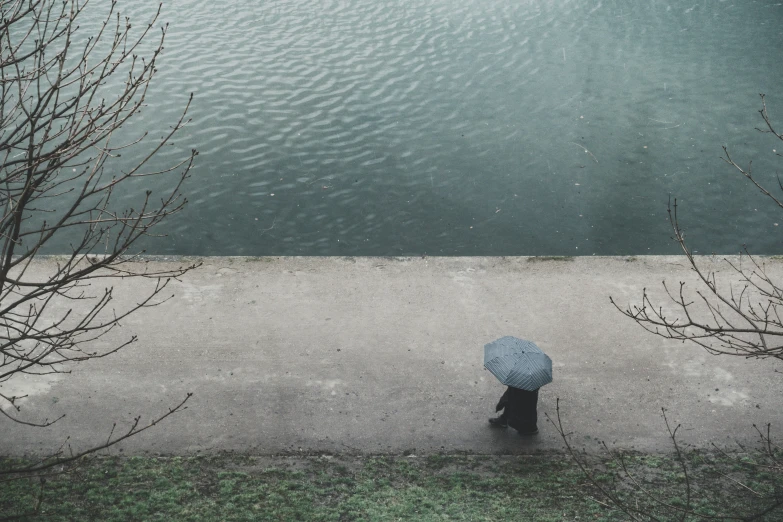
<box><xmin>2</xmin><ymin>256</ymin><xmax>782</xmax><ymax>456</ymax></box>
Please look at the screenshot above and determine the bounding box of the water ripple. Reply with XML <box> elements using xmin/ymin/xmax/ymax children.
<box><xmin>51</xmin><ymin>0</ymin><xmax>783</xmax><ymax>256</ymax></box>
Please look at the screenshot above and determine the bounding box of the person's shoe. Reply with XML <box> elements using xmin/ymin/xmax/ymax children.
<box><xmin>518</xmin><ymin>428</ymin><xmax>539</xmax><ymax>436</ymax></box>
<box><xmin>488</xmin><ymin>416</ymin><xmax>508</xmax><ymax>428</ymax></box>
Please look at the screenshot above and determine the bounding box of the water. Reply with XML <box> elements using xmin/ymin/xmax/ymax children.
<box><xmin>36</xmin><ymin>0</ymin><xmax>783</xmax><ymax>255</ymax></box>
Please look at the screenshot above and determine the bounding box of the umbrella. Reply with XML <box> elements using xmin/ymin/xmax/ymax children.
<box><xmin>483</xmin><ymin>336</ymin><xmax>552</xmax><ymax>391</ymax></box>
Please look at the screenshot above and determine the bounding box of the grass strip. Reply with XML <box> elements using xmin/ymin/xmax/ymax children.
<box><xmin>0</xmin><ymin>452</ymin><xmax>780</xmax><ymax>521</ymax></box>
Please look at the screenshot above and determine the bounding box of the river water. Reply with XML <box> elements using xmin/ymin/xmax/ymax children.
<box><xmin>69</xmin><ymin>0</ymin><xmax>783</xmax><ymax>255</ymax></box>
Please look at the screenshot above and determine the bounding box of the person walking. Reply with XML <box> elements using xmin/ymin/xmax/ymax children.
<box><xmin>483</xmin><ymin>336</ymin><xmax>551</xmax><ymax>437</ymax></box>
<box><xmin>488</xmin><ymin>385</ymin><xmax>539</xmax><ymax>435</ymax></box>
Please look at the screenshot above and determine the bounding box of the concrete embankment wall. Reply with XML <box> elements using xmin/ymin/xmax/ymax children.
<box><xmin>2</xmin><ymin>256</ymin><xmax>782</xmax><ymax>456</ymax></box>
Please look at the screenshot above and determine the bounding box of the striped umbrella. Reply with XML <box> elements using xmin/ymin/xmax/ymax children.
<box><xmin>483</xmin><ymin>336</ymin><xmax>552</xmax><ymax>391</ymax></box>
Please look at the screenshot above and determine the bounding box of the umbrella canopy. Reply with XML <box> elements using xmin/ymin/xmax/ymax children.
<box><xmin>483</xmin><ymin>336</ymin><xmax>552</xmax><ymax>391</ymax></box>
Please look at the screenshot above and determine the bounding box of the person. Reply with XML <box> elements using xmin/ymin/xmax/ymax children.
<box><xmin>488</xmin><ymin>385</ymin><xmax>539</xmax><ymax>436</ymax></box>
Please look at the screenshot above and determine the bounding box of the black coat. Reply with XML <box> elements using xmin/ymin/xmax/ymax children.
<box><xmin>496</xmin><ymin>386</ymin><xmax>539</xmax><ymax>432</ymax></box>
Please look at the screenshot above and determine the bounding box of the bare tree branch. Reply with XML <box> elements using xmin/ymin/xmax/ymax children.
<box><xmin>610</xmin><ymin>95</ymin><xmax>783</xmax><ymax>362</ymax></box>
<box><xmin>0</xmin><ymin>0</ymin><xmax>200</xmax><ymax>507</ymax></box>
<box><xmin>548</xmin><ymin>400</ymin><xmax>783</xmax><ymax>521</ymax></box>
<box><xmin>592</xmin><ymin>94</ymin><xmax>783</xmax><ymax>520</ymax></box>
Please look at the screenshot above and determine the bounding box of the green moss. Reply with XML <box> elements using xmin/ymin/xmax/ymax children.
<box><xmin>526</xmin><ymin>256</ymin><xmax>575</xmax><ymax>262</ymax></box>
